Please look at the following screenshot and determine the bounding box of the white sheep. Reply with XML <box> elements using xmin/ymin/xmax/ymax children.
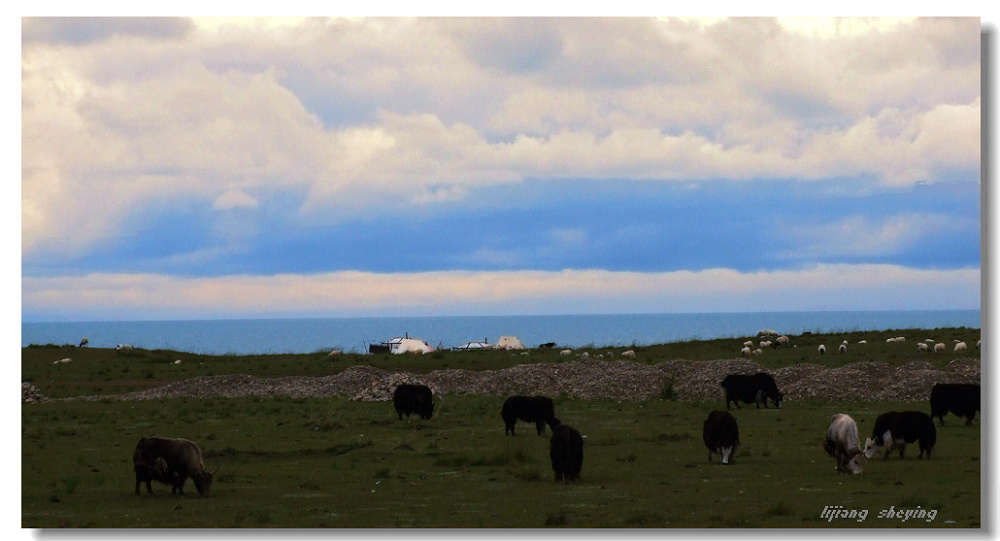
<box><xmin>917</xmin><ymin>342</ymin><xmax>929</xmax><ymax>352</ymax></box>
<box><xmin>741</xmin><ymin>346</ymin><xmax>752</xmax><ymax>358</ymax></box>
<box><xmin>934</xmin><ymin>343</ymin><xmax>945</xmax><ymax>352</ymax></box>
<box><xmin>752</xmin><ymin>348</ymin><xmax>763</xmax><ymax>356</ymax></box>
<box><xmin>818</xmin><ymin>344</ymin><xmax>826</xmax><ymax>355</ymax></box>
<box><xmin>621</xmin><ymin>350</ymin><xmax>636</xmax><ymax>360</ymax></box>
<box><xmin>559</xmin><ymin>349</ymin><xmax>573</xmax><ymax>356</ymax></box>
<box><xmin>775</xmin><ymin>336</ymin><xmax>789</xmax><ymax>347</ymax></box>
<box><xmin>53</xmin><ymin>357</ymin><xmax>72</xmax><ymax>364</ymax></box>
<box><xmin>977</xmin><ymin>339</ymin><xmax>981</xmax><ymax>349</ymax></box>
<box><xmin>858</xmin><ymin>340</ymin><xmax>867</xmax><ymax>344</ymax></box>
<box><xmin>743</xmin><ymin>340</ymin><xmax>754</xmax><ymax>348</ymax></box>
<box><xmin>839</xmin><ymin>344</ymin><xmax>847</xmax><ymax>354</ymax></box>
<box><xmin>580</xmin><ymin>351</ymin><xmax>590</xmax><ymax>360</ymax></box>
<box><xmin>954</xmin><ymin>342</ymin><xmax>967</xmax><ymax>352</ymax></box>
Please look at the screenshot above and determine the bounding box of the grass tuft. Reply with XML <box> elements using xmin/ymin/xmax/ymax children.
<box><xmin>765</xmin><ymin>502</ymin><xmax>794</xmax><ymax>516</ymax></box>
<box><xmin>544</xmin><ymin>512</ymin><xmax>568</xmax><ymax>527</ymax></box>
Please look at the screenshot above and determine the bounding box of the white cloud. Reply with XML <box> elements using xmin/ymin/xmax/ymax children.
<box><xmin>778</xmin><ymin>213</ymin><xmax>964</xmax><ymax>259</ymax></box>
<box><xmin>191</xmin><ymin>17</ymin><xmax>310</xmax><ymax>34</ymax></box>
<box><xmin>21</xmin><ymin>51</ymin><xmax>334</xmax><ymax>256</ymax></box>
<box><xmin>22</xmin><ymin>265</ymin><xmax>980</xmax><ymax>320</ymax></box>
<box><xmin>797</xmin><ymin>100</ymin><xmax>981</xmax><ymax>185</ymax></box>
<box><xmin>776</xmin><ymin>17</ymin><xmax>917</xmax><ymax>40</ymax></box>
<box><xmin>213</xmin><ymin>188</ymin><xmax>258</xmax><ymax>210</ymax></box>
<box><xmin>21</xmin><ymin>17</ymin><xmax>982</xmax><ymax>263</ymax></box>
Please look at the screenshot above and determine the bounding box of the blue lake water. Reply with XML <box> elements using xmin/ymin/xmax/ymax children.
<box><xmin>20</xmin><ymin>310</ymin><xmax>981</xmax><ymax>355</ymax></box>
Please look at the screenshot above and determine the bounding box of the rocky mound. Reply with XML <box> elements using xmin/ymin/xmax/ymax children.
<box><xmin>31</xmin><ymin>357</ymin><xmax>980</xmax><ymax>404</ymax></box>
<box><xmin>22</xmin><ymin>382</ymin><xmax>48</xmax><ymax>403</ymax></box>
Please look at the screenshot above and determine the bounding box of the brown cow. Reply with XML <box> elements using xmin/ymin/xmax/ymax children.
<box><xmin>133</xmin><ymin>436</ymin><xmax>215</xmax><ymax>497</ymax></box>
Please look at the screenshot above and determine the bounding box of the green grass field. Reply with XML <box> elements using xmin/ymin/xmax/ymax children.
<box><xmin>21</xmin><ymin>327</ymin><xmax>982</xmax><ymax>528</ymax></box>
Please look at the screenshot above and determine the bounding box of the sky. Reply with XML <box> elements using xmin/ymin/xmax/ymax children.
<box><xmin>18</xmin><ymin>15</ymin><xmax>985</xmax><ymax>321</ymax></box>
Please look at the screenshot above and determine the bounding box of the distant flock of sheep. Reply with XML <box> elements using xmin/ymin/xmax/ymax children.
<box><xmin>558</xmin><ymin>349</ymin><xmax>636</xmax><ymax>360</ymax></box>
<box><xmin>741</xmin><ymin>330</ymin><xmax>980</xmax><ymax>357</ymax></box>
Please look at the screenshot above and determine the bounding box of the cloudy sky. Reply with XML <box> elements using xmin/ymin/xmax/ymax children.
<box><xmin>19</xmin><ymin>16</ymin><xmax>983</xmax><ymax>321</ymax></box>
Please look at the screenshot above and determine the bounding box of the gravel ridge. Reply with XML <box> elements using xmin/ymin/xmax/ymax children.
<box><xmin>23</xmin><ymin>357</ymin><xmax>980</xmax><ymax>404</ymax></box>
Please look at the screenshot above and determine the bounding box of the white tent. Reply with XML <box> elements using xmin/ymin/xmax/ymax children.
<box><xmin>393</xmin><ymin>338</ymin><xmax>434</xmax><ymax>355</ymax></box>
<box><xmin>496</xmin><ymin>336</ymin><xmax>525</xmax><ymax>350</ymax></box>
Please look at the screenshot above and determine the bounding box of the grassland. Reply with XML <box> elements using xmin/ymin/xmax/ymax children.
<box><xmin>21</xmin><ymin>327</ymin><xmax>981</xmax><ymax>528</ymax></box>
<box><xmin>22</xmin><ymin>326</ymin><xmax>981</xmax><ymax>399</ymax></box>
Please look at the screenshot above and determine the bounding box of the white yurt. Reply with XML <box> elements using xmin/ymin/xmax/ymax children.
<box><xmin>393</xmin><ymin>338</ymin><xmax>434</xmax><ymax>355</ymax></box>
<box><xmin>496</xmin><ymin>336</ymin><xmax>526</xmax><ymax>350</ymax></box>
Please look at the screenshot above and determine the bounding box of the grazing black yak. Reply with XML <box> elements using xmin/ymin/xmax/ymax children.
<box><xmin>702</xmin><ymin>410</ymin><xmax>740</xmax><ymax>465</ymax></box>
<box><xmin>393</xmin><ymin>384</ymin><xmax>435</xmax><ymax>420</ymax></box>
<box><xmin>929</xmin><ymin>383</ymin><xmax>980</xmax><ymax>425</ymax></box>
<box><xmin>865</xmin><ymin>411</ymin><xmax>936</xmax><ymax>460</ymax></box>
<box><xmin>549</xmin><ymin>422</ymin><xmax>583</xmax><ymax>483</ymax></box>
<box><xmin>720</xmin><ymin>373</ymin><xmax>784</xmax><ymax>410</ymax></box>
<box><xmin>501</xmin><ymin>395</ymin><xmax>560</xmax><ymax>435</ymax></box>
<box><xmin>133</xmin><ymin>436</ymin><xmax>215</xmax><ymax>497</ymax></box>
